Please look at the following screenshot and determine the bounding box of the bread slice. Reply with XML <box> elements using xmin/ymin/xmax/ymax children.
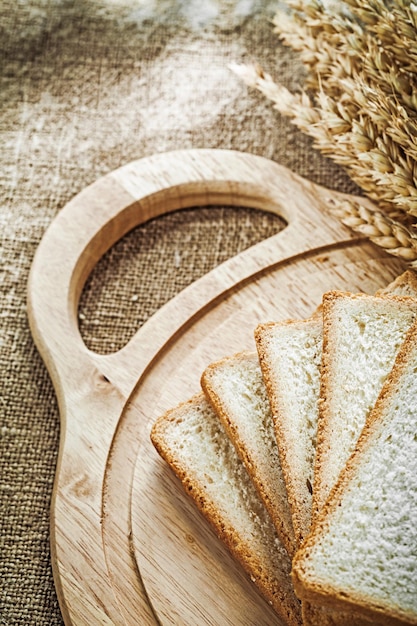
<box><xmin>255</xmin><ymin>314</ymin><xmax>322</xmax><ymax>547</ymax></box>
<box><xmin>376</xmin><ymin>269</ymin><xmax>417</xmax><ymax>298</ymax></box>
<box><xmin>201</xmin><ymin>350</ymin><xmax>296</xmax><ymax>557</ymax></box>
<box><xmin>150</xmin><ymin>393</ymin><xmax>302</xmax><ymax>626</ymax></box>
<box><xmin>292</xmin><ymin>321</ymin><xmax>417</xmax><ymax>625</ymax></box>
<box><xmin>313</xmin><ymin>291</ymin><xmax>417</xmax><ymax>516</ymax></box>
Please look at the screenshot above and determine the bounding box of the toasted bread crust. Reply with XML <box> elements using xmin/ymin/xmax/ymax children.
<box><xmin>302</xmin><ymin>599</ymin><xmax>378</xmax><ymax>626</ymax></box>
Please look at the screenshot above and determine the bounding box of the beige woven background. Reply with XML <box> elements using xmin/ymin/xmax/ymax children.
<box><xmin>1</xmin><ymin>1</ymin><xmax>358</xmax><ymax>624</ymax></box>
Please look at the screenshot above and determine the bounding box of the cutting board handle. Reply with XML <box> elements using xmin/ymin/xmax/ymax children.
<box><xmin>28</xmin><ymin>149</ymin><xmax>352</xmax><ymax>398</ymax></box>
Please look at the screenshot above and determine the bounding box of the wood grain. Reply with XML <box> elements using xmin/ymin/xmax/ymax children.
<box><xmin>27</xmin><ymin>149</ymin><xmax>407</xmax><ymax>625</ymax></box>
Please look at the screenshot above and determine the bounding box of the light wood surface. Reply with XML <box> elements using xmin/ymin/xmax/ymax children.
<box><xmin>27</xmin><ymin>149</ymin><xmax>407</xmax><ymax>625</ymax></box>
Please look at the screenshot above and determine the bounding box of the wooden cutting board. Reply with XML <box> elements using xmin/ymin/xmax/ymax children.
<box><xmin>27</xmin><ymin>149</ymin><xmax>407</xmax><ymax>626</ymax></box>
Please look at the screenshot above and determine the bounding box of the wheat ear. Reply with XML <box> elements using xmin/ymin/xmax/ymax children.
<box><xmin>327</xmin><ymin>197</ymin><xmax>417</xmax><ymax>264</ymax></box>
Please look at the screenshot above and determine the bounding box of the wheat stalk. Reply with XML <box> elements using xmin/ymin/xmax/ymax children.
<box><xmin>233</xmin><ymin>0</ymin><xmax>417</xmax><ymax>263</ymax></box>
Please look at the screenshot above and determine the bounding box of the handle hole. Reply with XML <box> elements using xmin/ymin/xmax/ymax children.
<box><xmin>78</xmin><ymin>204</ymin><xmax>286</xmax><ymax>354</ymax></box>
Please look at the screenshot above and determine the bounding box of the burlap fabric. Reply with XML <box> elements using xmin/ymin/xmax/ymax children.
<box><xmin>1</xmin><ymin>2</ymin><xmax>358</xmax><ymax>624</ymax></box>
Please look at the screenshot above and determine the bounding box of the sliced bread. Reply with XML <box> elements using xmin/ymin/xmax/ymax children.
<box><xmin>255</xmin><ymin>272</ymin><xmax>417</xmax><ymax>626</ymax></box>
<box><xmin>150</xmin><ymin>393</ymin><xmax>302</xmax><ymax>626</ymax></box>
<box><xmin>313</xmin><ymin>291</ymin><xmax>417</xmax><ymax>515</ymax></box>
<box><xmin>201</xmin><ymin>350</ymin><xmax>296</xmax><ymax>557</ymax></box>
<box><xmin>255</xmin><ymin>314</ymin><xmax>322</xmax><ymax>547</ymax></box>
<box><xmin>292</xmin><ymin>321</ymin><xmax>417</xmax><ymax>625</ymax></box>
<box><xmin>254</xmin><ymin>271</ymin><xmax>417</xmax><ymax>546</ymax></box>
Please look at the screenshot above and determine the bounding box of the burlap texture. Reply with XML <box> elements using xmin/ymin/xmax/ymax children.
<box><xmin>1</xmin><ymin>1</ymin><xmax>357</xmax><ymax>624</ymax></box>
